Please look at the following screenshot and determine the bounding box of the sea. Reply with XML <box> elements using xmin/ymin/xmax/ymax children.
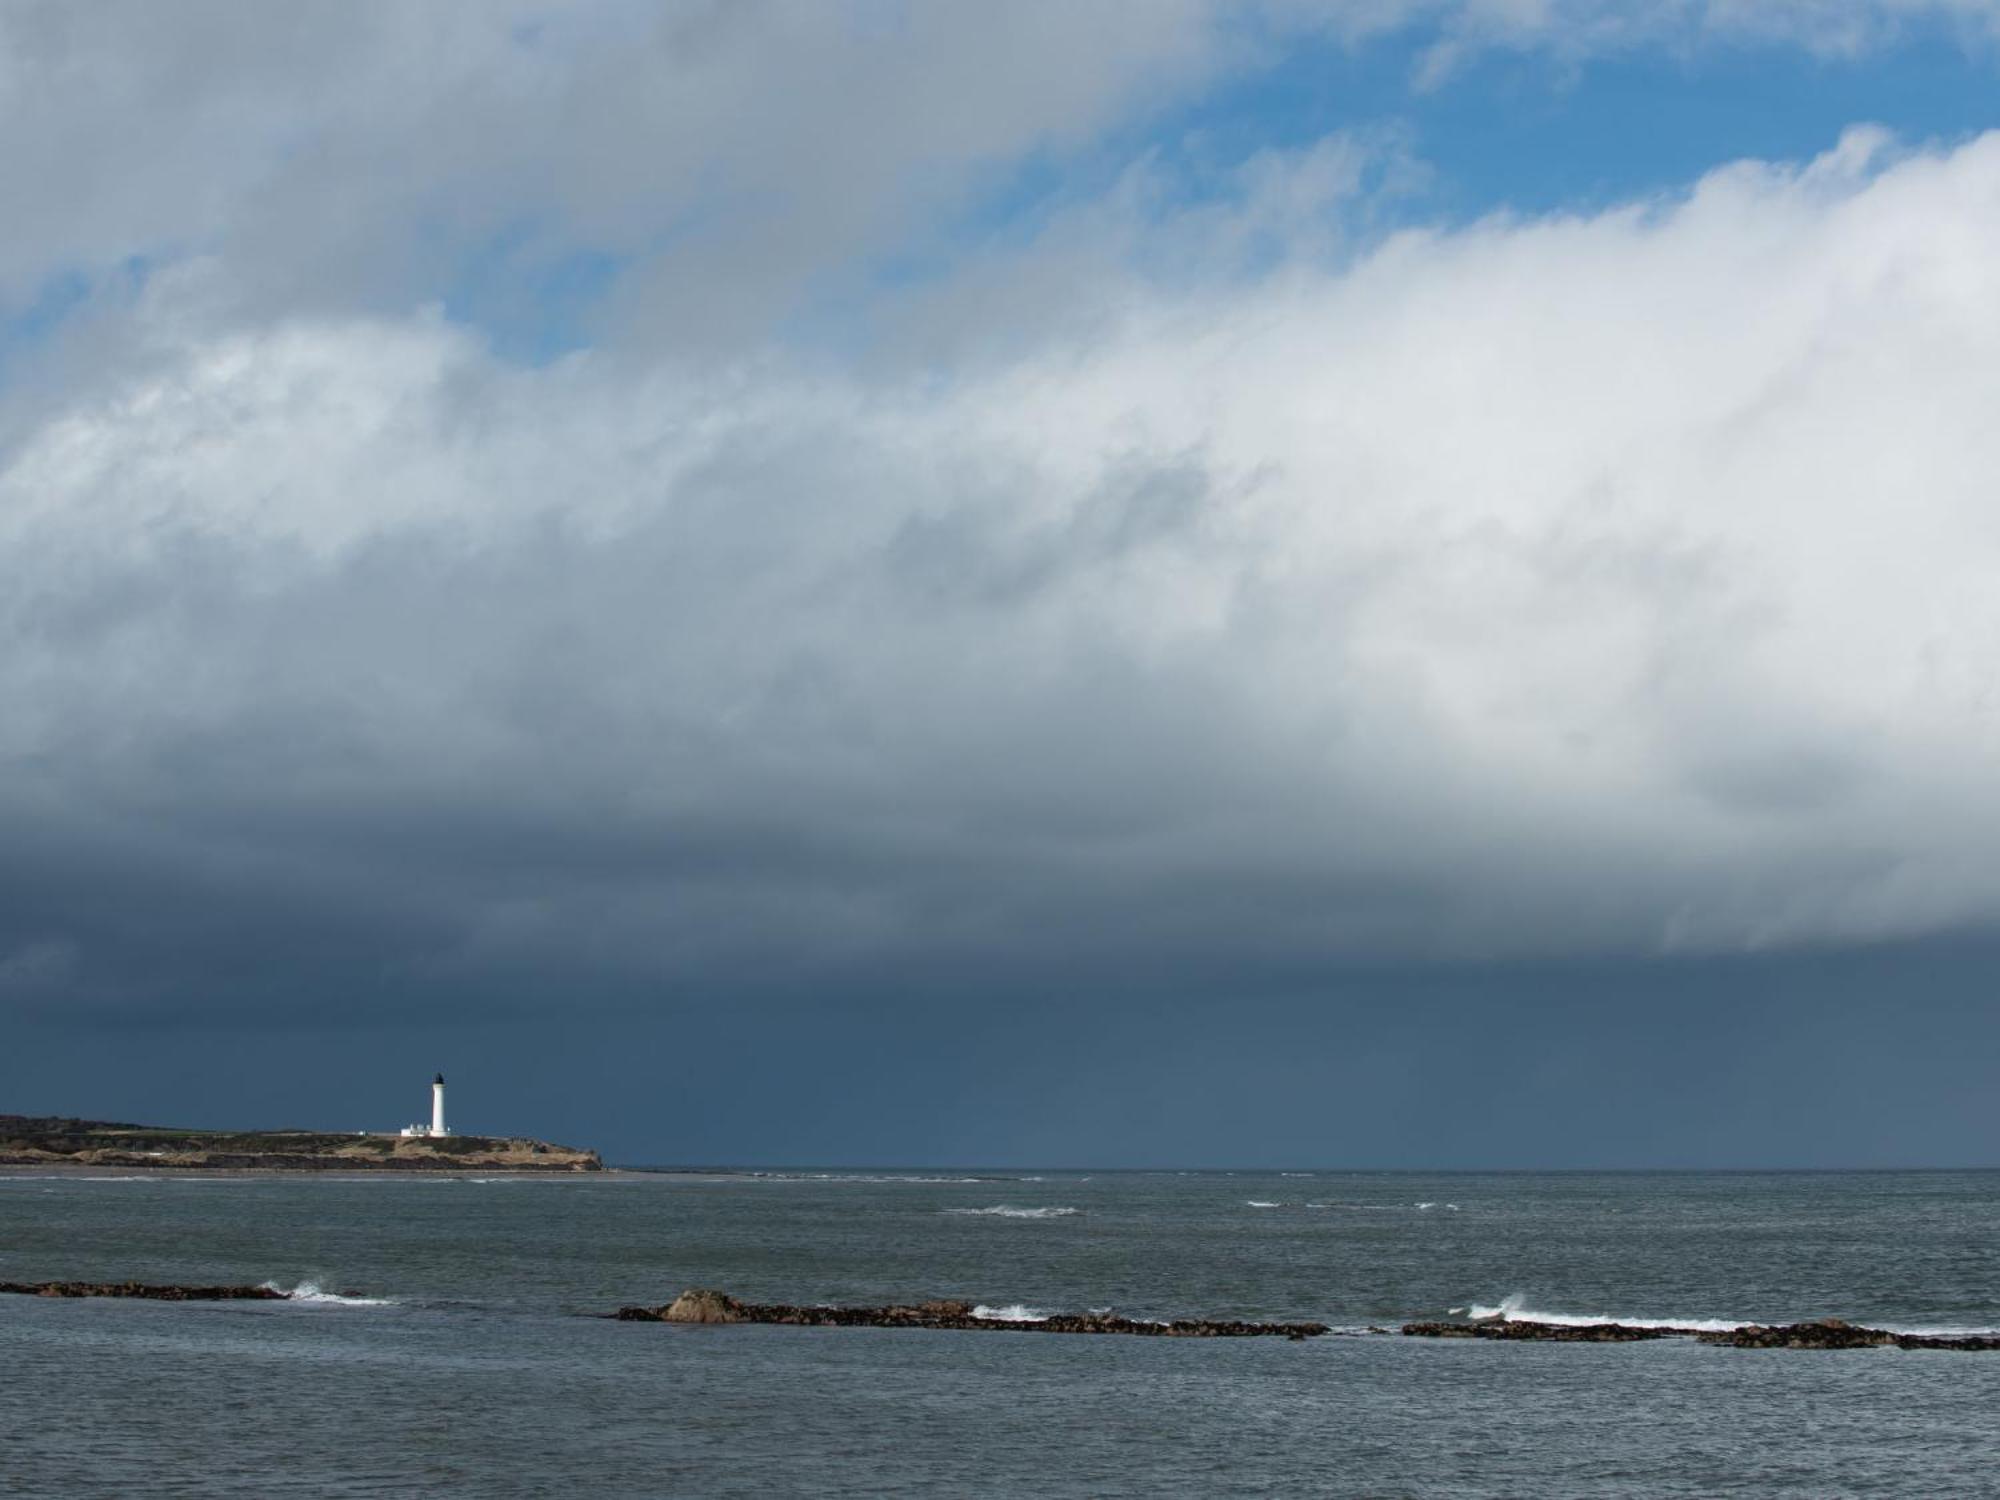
<box><xmin>3</xmin><ymin>1168</ymin><xmax>1997</xmax><ymax>1497</ymax></box>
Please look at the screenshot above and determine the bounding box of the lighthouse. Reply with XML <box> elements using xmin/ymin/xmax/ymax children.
<box><xmin>399</xmin><ymin>1073</ymin><xmax>452</xmax><ymax>1137</ymax></box>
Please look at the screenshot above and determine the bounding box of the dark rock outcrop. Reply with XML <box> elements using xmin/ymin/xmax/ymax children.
<box><xmin>1697</xmin><ymin>1320</ymin><xmax>2000</xmax><ymax>1352</ymax></box>
<box><xmin>614</xmin><ymin>1289</ymin><xmax>1328</xmax><ymax>1339</ymax></box>
<box><xmin>0</xmin><ymin>1281</ymin><xmax>289</xmax><ymax>1301</ymax></box>
<box><xmin>1403</xmin><ymin>1316</ymin><xmax>2000</xmax><ymax>1351</ymax></box>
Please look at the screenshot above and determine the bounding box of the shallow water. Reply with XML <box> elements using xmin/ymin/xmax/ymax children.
<box><xmin>3</xmin><ymin>1169</ymin><xmax>1997</xmax><ymax>1495</ymax></box>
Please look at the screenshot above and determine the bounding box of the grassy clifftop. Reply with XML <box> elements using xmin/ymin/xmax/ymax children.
<box><xmin>0</xmin><ymin>1116</ymin><xmax>602</xmax><ymax>1171</ymax></box>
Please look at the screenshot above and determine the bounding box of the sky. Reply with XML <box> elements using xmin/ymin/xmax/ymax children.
<box><xmin>5</xmin><ymin>0</ymin><xmax>2000</xmax><ymax>1167</ymax></box>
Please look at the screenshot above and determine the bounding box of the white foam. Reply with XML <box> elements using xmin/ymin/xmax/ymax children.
<box><xmin>1459</xmin><ymin>1292</ymin><xmax>2000</xmax><ymax>1338</ymax></box>
<box><xmin>263</xmin><ymin>1279</ymin><xmax>392</xmax><ymax>1307</ymax></box>
<box><xmin>1465</xmin><ymin>1292</ymin><xmax>1744</xmax><ymax>1333</ymax></box>
<box><xmin>1246</xmin><ymin>1200</ymin><xmax>1283</xmax><ymax>1209</ymax></box>
<box><xmin>943</xmin><ymin>1206</ymin><xmax>1079</xmax><ymax>1219</ymax></box>
<box><xmin>972</xmin><ymin>1303</ymin><xmax>1050</xmax><ymax>1322</ymax></box>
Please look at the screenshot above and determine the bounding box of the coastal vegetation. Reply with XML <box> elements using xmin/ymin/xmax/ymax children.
<box><xmin>0</xmin><ymin>1116</ymin><xmax>601</xmax><ymax>1171</ymax></box>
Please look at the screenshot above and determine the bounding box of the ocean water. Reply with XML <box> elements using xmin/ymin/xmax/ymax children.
<box><xmin>3</xmin><ymin>1168</ymin><xmax>1998</xmax><ymax>1497</ymax></box>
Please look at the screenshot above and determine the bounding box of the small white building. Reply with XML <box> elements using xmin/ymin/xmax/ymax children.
<box><xmin>399</xmin><ymin>1073</ymin><xmax>449</xmax><ymax>1137</ymax></box>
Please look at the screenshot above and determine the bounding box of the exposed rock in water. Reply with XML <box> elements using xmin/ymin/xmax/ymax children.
<box><xmin>656</xmin><ymin>1289</ymin><xmax>745</xmax><ymax>1324</ymax></box>
<box><xmin>1401</xmin><ymin>1320</ymin><xmax>1677</xmax><ymax>1343</ymax></box>
<box><xmin>1697</xmin><ymin>1320</ymin><xmax>2000</xmax><ymax>1352</ymax></box>
<box><xmin>1404</xmin><ymin>1317</ymin><xmax>2000</xmax><ymax>1351</ymax></box>
<box><xmin>0</xmin><ymin>1281</ymin><xmax>290</xmax><ymax>1301</ymax></box>
<box><xmin>615</xmin><ymin>1289</ymin><xmax>1328</xmax><ymax>1339</ymax></box>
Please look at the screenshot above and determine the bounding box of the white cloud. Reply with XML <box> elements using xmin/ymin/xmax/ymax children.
<box><xmin>1248</xmin><ymin>1</ymin><xmax>2000</xmax><ymax>89</ymax></box>
<box><xmin>1309</xmin><ymin>0</ymin><xmax>2000</xmax><ymax>65</ymax></box>
<box><xmin>0</xmin><ymin>0</ymin><xmax>1223</xmax><ymax>344</ymax></box>
<box><xmin>7</xmin><ymin>0</ymin><xmax>1996</xmax><ymax>346</ymax></box>
<box><xmin>6</xmin><ymin>126</ymin><xmax>2000</xmax><ymax>1006</ymax></box>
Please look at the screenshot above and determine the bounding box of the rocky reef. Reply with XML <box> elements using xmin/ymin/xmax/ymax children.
<box><xmin>615</xmin><ymin>1288</ymin><xmax>1329</xmax><ymax>1339</ymax></box>
<box><xmin>1698</xmin><ymin>1320</ymin><xmax>2000</xmax><ymax>1352</ymax></box>
<box><xmin>0</xmin><ymin>1280</ymin><xmax>290</xmax><ymax>1300</ymax></box>
<box><xmin>0</xmin><ymin>1115</ymin><xmax>601</xmax><ymax>1171</ymax></box>
<box><xmin>1402</xmin><ymin>1317</ymin><xmax>2000</xmax><ymax>1351</ymax></box>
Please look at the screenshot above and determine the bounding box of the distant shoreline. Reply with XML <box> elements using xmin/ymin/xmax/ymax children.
<box><xmin>0</xmin><ymin>1162</ymin><xmax>639</xmax><ymax>1179</ymax></box>
<box><xmin>0</xmin><ymin>1116</ymin><xmax>603</xmax><ymax>1173</ymax></box>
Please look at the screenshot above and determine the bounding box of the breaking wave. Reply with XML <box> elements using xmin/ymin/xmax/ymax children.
<box><xmin>1455</xmin><ymin>1292</ymin><xmax>2000</xmax><ymax>1338</ymax></box>
<box><xmin>1246</xmin><ymin>1200</ymin><xmax>1284</xmax><ymax>1209</ymax></box>
<box><xmin>944</xmin><ymin>1206</ymin><xmax>1079</xmax><ymax>1219</ymax></box>
<box><xmin>1458</xmin><ymin>1293</ymin><xmax>1745</xmax><ymax>1333</ymax></box>
<box><xmin>263</xmin><ymin>1279</ymin><xmax>392</xmax><ymax>1307</ymax></box>
<box><xmin>971</xmin><ymin>1303</ymin><xmax>1049</xmax><ymax>1322</ymax></box>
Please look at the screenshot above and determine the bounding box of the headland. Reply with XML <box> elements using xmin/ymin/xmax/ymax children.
<box><xmin>0</xmin><ymin>1116</ymin><xmax>602</xmax><ymax>1172</ymax></box>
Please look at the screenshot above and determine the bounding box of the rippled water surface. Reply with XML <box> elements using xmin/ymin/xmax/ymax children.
<box><xmin>3</xmin><ymin>1169</ymin><xmax>1997</xmax><ymax>1496</ymax></box>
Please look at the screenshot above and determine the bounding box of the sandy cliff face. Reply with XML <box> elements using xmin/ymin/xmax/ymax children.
<box><xmin>0</xmin><ymin>1117</ymin><xmax>602</xmax><ymax>1171</ymax></box>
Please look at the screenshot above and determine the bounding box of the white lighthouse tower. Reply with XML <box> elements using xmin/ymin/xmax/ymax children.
<box><xmin>400</xmin><ymin>1073</ymin><xmax>451</xmax><ymax>1137</ymax></box>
